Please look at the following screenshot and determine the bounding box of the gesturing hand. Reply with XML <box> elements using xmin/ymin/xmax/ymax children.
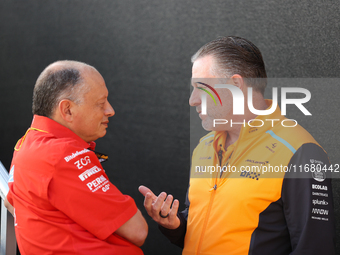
<box><xmin>138</xmin><ymin>185</ymin><xmax>180</xmax><ymax>230</ymax></box>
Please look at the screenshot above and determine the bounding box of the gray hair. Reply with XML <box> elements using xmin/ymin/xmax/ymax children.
<box><xmin>32</xmin><ymin>62</ymin><xmax>90</xmax><ymax>117</ymax></box>
<box><xmin>191</xmin><ymin>36</ymin><xmax>267</xmax><ymax>94</ymax></box>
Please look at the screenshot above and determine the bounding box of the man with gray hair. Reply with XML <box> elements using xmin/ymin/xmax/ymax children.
<box><xmin>5</xmin><ymin>60</ymin><xmax>148</xmax><ymax>254</ymax></box>
<box><xmin>139</xmin><ymin>36</ymin><xmax>335</xmax><ymax>254</ymax></box>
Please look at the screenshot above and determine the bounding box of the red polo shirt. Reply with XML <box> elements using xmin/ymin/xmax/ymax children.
<box><xmin>7</xmin><ymin>115</ymin><xmax>143</xmax><ymax>254</ymax></box>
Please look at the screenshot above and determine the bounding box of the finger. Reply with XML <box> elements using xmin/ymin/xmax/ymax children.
<box><xmin>152</xmin><ymin>192</ymin><xmax>167</xmax><ymax>215</ymax></box>
<box><xmin>167</xmin><ymin>199</ymin><xmax>180</xmax><ymax>229</ymax></box>
<box><xmin>168</xmin><ymin>199</ymin><xmax>179</xmax><ymax>220</ymax></box>
<box><xmin>160</xmin><ymin>194</ymin><xmax>174</xmax><ymax>217</ymax></box>
<box><xmin>138</xmin><ymin>185</ymin><xmax>156</xmax><ymax>199</ymax></box>
<box><xmin>143</xmin><ymin>192</ymin><xmax>155</xmax><ymax>214</ymax></box>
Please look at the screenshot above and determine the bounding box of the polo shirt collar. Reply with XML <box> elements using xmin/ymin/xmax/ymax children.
<box><xmin>31</xmin><ymin>115</ymin><xmax>96</xmax><ymax>150</ymax></box>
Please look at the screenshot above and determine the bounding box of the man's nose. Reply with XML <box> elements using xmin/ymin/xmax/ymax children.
<box><xmin>189</xmin><ymin>88</ymin><xmax>201</xmax><ymax>107</ymax></box>
<box><xmin>105</xmin><ymin>101</ymin><xmax>115</xmax><ymax>117</ymax></box>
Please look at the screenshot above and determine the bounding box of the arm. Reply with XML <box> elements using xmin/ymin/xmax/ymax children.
<box><xmin>282</xmin><ymin>143</ymin><xmax>336</xmax><ymax>254</ymax></box>
<box><xmin>115</xmin><ymin>209</ymin><xmax>148</xmax><ymax>247</ymax></box>
<box><xmin>5</xmin><ymin>165</ymin><xmax>15</xmax><ymax>216</ymax></box>
<box><xmin>48</xmin><ymin>148</ymin><xmax>146</xmax><ymax>245</ymax></box>
<box><xmin>4</xmin><ymin>197</ymin><xmax>14</xmax><ymax>215</ymax></box>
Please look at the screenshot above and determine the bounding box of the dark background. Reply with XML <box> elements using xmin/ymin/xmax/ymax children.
<box><xmin>0</xmin><ymin>1</ymin><xmax>339</xmax><ymax>254</ymax></box>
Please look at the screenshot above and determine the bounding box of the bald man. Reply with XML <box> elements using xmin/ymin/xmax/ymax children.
<box><xmin>5</xmin><ymin>61</ymin><xmax>148</xmax><ymax>254</ymax></box>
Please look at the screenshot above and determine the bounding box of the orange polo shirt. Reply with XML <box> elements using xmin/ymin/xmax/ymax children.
<box><xmin>183</xmin><ymin>101</ymin><xmax>335</xmax><ymax>254</ymax></box>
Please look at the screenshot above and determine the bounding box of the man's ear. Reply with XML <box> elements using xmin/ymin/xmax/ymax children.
<box><xmin>230</xmin><ymin>74</ymin><xmax>245</xmax><ymax>91</ymax></box>
<box><xmin>58</xmin><ymin>99</ymin><xmax>74</xmax><ymax>122</ymax></box>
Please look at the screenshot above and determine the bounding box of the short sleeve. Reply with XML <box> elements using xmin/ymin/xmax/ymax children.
<box><xmin>48</xmin><ymin>149</ymin><xmax>137</xmax><ymax>240</ymax></box>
